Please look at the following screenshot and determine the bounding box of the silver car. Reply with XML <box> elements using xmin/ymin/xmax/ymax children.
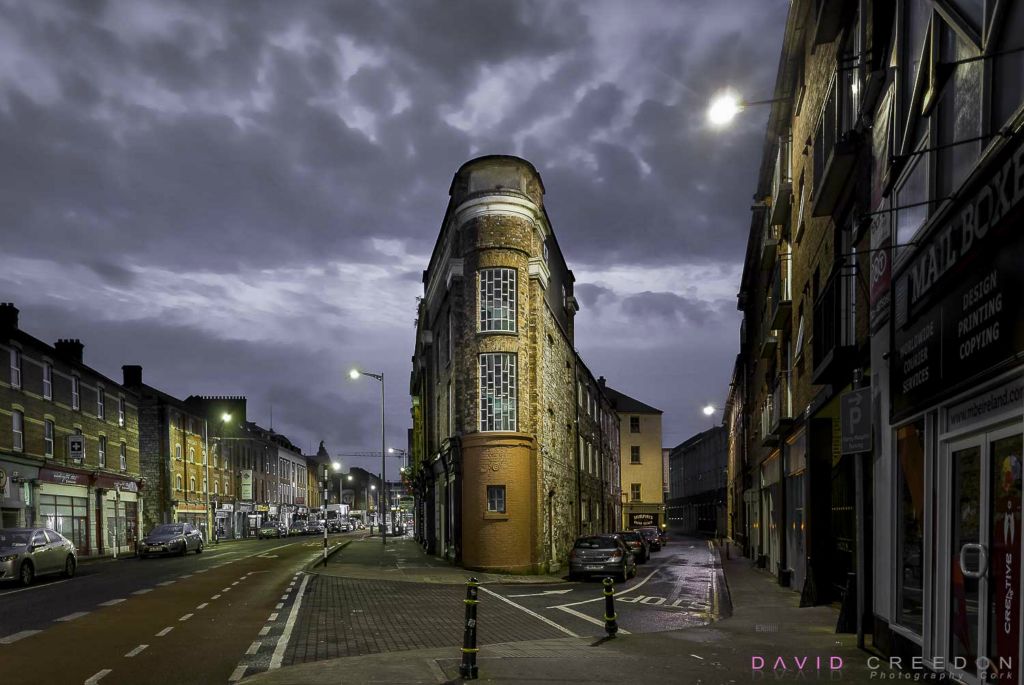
<box><xmin>139</xmin><ymin>523</ymin><xmax>204</xmax><ymax>557</ymax></box>
<box><xmin>0</xmin><ymin>528</ymin><xmax>78</xmax><ymax>586</ymax></box>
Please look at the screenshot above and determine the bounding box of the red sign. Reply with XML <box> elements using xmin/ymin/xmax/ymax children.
<box><xmin>39</xmin><ymin>468</ymin><xmax>90</xmax><ymax>486</ymax></box>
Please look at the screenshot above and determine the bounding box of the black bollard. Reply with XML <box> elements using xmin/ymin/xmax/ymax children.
<box><xmin>460</xmin><ymin>577</ymin><xmax>480</xmax><ymax>680</ymax></box>
<box><xmin>603</xmin><ymin>576</ymin><xmax>618</xmax><ymax>637</ymax></box>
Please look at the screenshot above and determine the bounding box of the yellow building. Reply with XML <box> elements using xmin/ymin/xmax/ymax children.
<box><xmin>604</xmin><ymin>386</ymin><xmax>664</xmax><ymax>530</ymax></box>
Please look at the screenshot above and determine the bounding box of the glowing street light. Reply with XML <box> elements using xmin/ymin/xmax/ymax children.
<box><xmin>707</xmin><ymin>91</ymin><xmax>742</xmax><ymax>126</ymax></box>
<box><xmin>703</xmin><ymin>404</ymin><xmax>716</xmax><ymax>417</ymax></box>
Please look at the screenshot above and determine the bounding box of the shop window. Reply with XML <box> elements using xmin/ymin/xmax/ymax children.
<box><xmin>39</xmin><ymin>494</ymin><xmax>88</xmax><ymax>554</ymax></box>
<box><xmin>12</xmin><ymin>410</ymin><xmax>23</xmax><ymax>451</ymax></box>
<box><xmin>486</xmin><ymin>485</ymin><xmax>506</xmax><ymax>513</ymax></box>
<box><xmin>44</xmin><ymin>419</ymin><xmax>54</xmax><ymax>456</ymax></box>
<box><xmin>895</xmin><ymin>419</ymin><xmax>926</xmax><ymax>634</ymax></box>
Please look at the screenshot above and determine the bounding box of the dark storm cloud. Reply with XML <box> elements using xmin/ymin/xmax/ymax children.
<box><xmin>0</xmin><ymin>0</ymin><xmax>788</xmax><ymax>450</ymax></box>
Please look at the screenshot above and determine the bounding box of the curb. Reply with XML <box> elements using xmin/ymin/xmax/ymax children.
<box><xmin>708</xmin><ymin>539</ymin><xmax>734</xmax><ymax>621</ymax></box>
<box><xmin>302</xmin><ymin>538</ymin><xmax>355</xmax><ymax>573</ymax></box>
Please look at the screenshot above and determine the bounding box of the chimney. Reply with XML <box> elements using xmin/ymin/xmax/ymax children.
<box><xmin>0</xmin><ymin>303</ymin><xmax>18</xmax><ymax>330</ymax></box>
<box><xmin>122</xmin><ymin>365</ymin><xmax>143</xmax><ymax>387</ymax></box>
<box><xmin>54</xmin><ymin>339</ymin><xmax>84</xmax><ymax>364</ymax></box>
<box><xmin>598</xmin><ymin>376</ymin><xmax>606</xmax><ymax>389</ymax></box>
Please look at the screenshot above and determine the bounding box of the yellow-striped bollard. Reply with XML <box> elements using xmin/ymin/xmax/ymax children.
<box><xmin>459</xmin><ymin>577</ymin><xmax>480</xmax><ymax>679</ymax></box>
<box><xmin>603</xmin><ymin>576</ymin><xmax>618</xmax><ymax>637</ymax></box>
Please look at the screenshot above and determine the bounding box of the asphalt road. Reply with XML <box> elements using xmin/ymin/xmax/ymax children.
<box><xmin>487</xmin><ymin>538</ymin><xmax>719</xmax><ymax>637</ymax></box>
<box><xmin>0</xmin><ymin>533</ymin><xmax>353</xmax><ymax>685</ymax></box>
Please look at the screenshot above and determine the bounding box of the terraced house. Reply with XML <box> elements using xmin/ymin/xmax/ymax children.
<box><xmin>408</xmin><ymin>155</ymin><xmax>621</xmax><ymax>574</ymax></box>
<box><xmin>0</xmin><ymin>303</ymin><xmax>142</xmax><ymax>557</ymax></box>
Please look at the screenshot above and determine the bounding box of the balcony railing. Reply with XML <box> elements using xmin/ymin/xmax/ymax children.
<box><xmin>769</xmin><ymin>250</ymin><xmax>793</xmax><ymax>330</ymax></box>
<box><xmin>760</xmin><ymin>222</ymin><xmax>780</xmax><ymax>270</ymax></box>
<box><xmin>771</xmin><ymin>371</ymin><xmax>794</xmax><ymax>433</ymax></box>
<box><xmin>811</xmin><ymin>264</ymin><xmax>856</xmax><ymax>385</ymax></box>
<box><xmin>770</xmin><ymin>133</ymin><xmax>792</xmax><ymax>228</ymax></box>
<box><xmin>811</xmin><ymin>78</ymin><xmax>860</xmax><ymax>218</ymax></box>
<box><xmin>760</xmin><ymin>395</ymin><xmax>776</xmax><ymax>446</ymax></box>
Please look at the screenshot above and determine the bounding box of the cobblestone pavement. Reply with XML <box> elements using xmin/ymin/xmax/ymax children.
<box><xmin>283</xmin><ymin>574</ymin><xmax>569</xmax><ymax>665</ymax></box>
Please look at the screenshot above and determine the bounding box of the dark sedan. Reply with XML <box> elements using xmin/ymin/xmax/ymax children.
<box><xmin>615</xmin><ymin>530</ymin><xmax>649</xmax><ymax>563</ymax></box>
<box><xmin>288</xmin><ymin>521</ymin><xmax>309</xmax><ymax>536</ymax></box>
<box><xmin>258</xmin><ymin>522</ymin><xmax>286</xmax><ymax>539</ymax></box>
<box><xmin>140</xmin><ymin>523</ymin><xmax>204</xmax><ymax>557</ymax></box>
<box><xmin>568</xmin><ymin>534</ymin><xmax>637</xmax><ymax>582</ymax></box>
<box><xmin>637</xmin><ymin>526</ymin><xmax>661</xmax><ymax>552</ymax></box>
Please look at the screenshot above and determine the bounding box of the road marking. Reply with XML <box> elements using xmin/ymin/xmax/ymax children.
<box><xmin>211</xmin><ymin>594</ymin><xmax>221</xmax><ymax>600</ymax></box>
<box><xmin>691</xmin><ymin>654</ymin><xmax>704</xmax><ymax>660</ymax></box>
<box><xmin>246</xmin><ymin>641</ymin><xmax>261</xmax><ymax>655</ymax></box>
<box><xmin>231</xmin><ymin>581</ymin><xmax>240</xmax><ymax>586</ymax></box>
<box><xmin>275</xmin><ymin>603</ymin><xmax>284</xmax><ymax>610</ymax></box>
<box><xmin>156</xmin><ymin>627</ymin><xmax>173</xmax><ymax>637</ymax></box>
<box><xmin>178</xmin><ymin>614</ymin><xmax>193</xmax><ymax>622</ymax></box>
<box><xmin>55</xmin><ymin>611</ymin><xmax>89</xmax><ymax>622</ymax></box>
<box><xmin>156</xmin><ymin>581</ymin><xmax>175</xmax><ymax>586</ymax></box>
<box><xmin>550</xmin><ymin>569</ymin><xmax>660</xmax><ymax>608</ymax></box>
<box><xmin>124</xmin><ymin>644</ymin><xmax>148</xmax><ymax>658</ymax></box>
<box><xmin>269</xmin><ymin>574</ymin><xmax>310</xmax><ymax>670</ymax></box>
<box><xmin>0</xmin><ymin>630</ymin><xmax>41</xmax><ymax>645</ymax></box>
<box><xmin>222</xmin><ymin>587</ymin><xmax>232</xmax><ymax>592</ymax></box>
<box><xmin>196</xmin><ymin>603</ymin><xmax>208</xmax><ymax>610</ymax></box>
<box><xmin>268</xmin><ymin>613</ymin><xmax>278</xmax><ymax>621</ymax></box>
<box><xmin>203</xmin><ymin>553</ymin><xmax>231</xmax><ymax>559</ymax></box>
<box><xmin>258</xmin><ymin>626</ymin><xmax>271</xmax><ymax>636</ymax></box>
<box><xmin>228</xmin><ymin>665</ymin><xmax>247</xmax><ymax>682</ymax></box>
<box><xmin>508</xmin><ymin>589</ymin><xmax>572</xmax><ymax>598</ymax></box>
<box><xmin>131</xmin><ymin>588</ymin><xmax>153</xmax><ymax>595</ymax></box>
<box><xmin>98</xmin><ymin>598</ymin><xmax>126</xmax><ymax>606</ymax></box>
<box><xmin>553</xmin><ymin>605</ymin><xmax>632</xmax><ymax>635</ymax></box>
<box><xmin>0</xmin><ymin>578</ymin><xmax>72</xmax><ymax>596</ymax></box>
<box><xmin>195</xmin><ymin>569</ymin><xmax>209</xmax><ymax>573</ymax></box>
<box><xmin>179</xmin><ymin>574</ymin><xmax>193</xmax><ymax>579</ymax></box>
<box><xmin>280</xmin><ymin>594</ymin><xmax>289</xmax><ymax>600</ymax></box>
<box><xmin>84</xmin><ymin>669</ymin><xmax>112</xmax><ymax>684</ymax></box>
<box><xmin>477</xmin><ymin>586</ymin><xmax>579</xmax><ymax>638</ymax></box>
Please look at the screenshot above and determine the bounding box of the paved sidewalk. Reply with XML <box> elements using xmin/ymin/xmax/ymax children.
<box><xmin>244</xmin><ymin>539</ymin><xmax>877</xmax><ymax>683</ymax></box>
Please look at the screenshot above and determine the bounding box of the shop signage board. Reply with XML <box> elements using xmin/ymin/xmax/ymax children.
<box><xmin>39</xmin><ymin>468</ymin><xmax>90</xmax><ymax>486</ymax></box>
<box><xmin>841</xmin><ymin>388</ymin><xmax>872</xmax><ymax>454</ymax></box>
<box><xmin>95</xmin><ymin>476</ymin><xmax>139</xmax><ymax>492</ymax></box>
<box><xmin>240</xmin><ymin>470</ymin><xmax>253</xmax><ymax>500</ymax></box>
<box><xmin>627</xmin><ymin>512</ymin><xmax>658</xmax><ymax>528</ymax></box>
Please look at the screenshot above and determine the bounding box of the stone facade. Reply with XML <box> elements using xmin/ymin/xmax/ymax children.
<box><xmin>409</xmin><ymin>156</ymin><xmax>620</xmax><ymax>574</ymax></box>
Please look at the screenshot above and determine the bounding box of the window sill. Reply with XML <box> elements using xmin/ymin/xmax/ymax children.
<box><xmin>483</xmin><ymin>512</ymin><xmax>508</xmax><ymax>520</ymax></box>
<box><xmin>476</xmin><ymin>330</ymin><xmax>518</xmax><ymax>337</ymax></box>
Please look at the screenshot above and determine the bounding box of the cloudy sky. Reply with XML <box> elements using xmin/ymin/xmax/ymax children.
<box><xmin>0</xmin><ymin>0</ymin><xmax>787</xmax><ymax>477</ymax></box>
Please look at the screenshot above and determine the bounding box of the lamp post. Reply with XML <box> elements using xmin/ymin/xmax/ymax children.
<box><xmin>706</xmin><ymin>91</ymin><xmax>791</xmax><ymax>127</ymax></box>
<box><xmin>212</xmin><ymin>412</ymin><xmax>234</xmax><ymax>541</ymax></box>
<box><xmin>350</xmin><ymin>369</ymin><xmax>387</xmax><ymax>546</ymax></box>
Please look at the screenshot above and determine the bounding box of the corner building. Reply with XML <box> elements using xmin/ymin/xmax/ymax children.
<box><xmin>410</xmin><ymin>156</ymin><xmax>619</xmax><ymax>574</ymax></box>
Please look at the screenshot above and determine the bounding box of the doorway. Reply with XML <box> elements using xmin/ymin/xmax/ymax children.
<box><xmin>942</xmin><ymin>426</ymin><xmax>1022</xmax><ymax>683</ymax></box>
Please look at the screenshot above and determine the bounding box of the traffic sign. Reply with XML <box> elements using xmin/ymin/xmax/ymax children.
<box><xmin>841</xmin><ymin>387</ymin><xmax>872</xmax><ymax>454</ymax></box>
<box><xmin>68</xmin><ymin>435</ymin><xmax>85</xmax><ymax>463</ymax></box>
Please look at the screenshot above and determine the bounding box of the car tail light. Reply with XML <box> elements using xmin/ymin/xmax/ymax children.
<box><xmin>608</xmin><ymin>551</ymin><xmax>622</xmax><ymax>561</ymax></box>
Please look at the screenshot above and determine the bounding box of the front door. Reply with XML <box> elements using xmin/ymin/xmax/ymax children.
<box><xmin>946</xmin><ymin>427</ymin><xmax>1022</xmax><ymax>683</ymax></box>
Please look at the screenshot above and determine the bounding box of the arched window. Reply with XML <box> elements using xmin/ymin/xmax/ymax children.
<box><xmin>176</xmin><ymin>475</ymin><xmax>182</xmax><ymax>491</ymax></box>
<box><xmin>214</xmin><ymin>482</ymin><xmax>219</xmax><ymax>495</ymax></box>
<box><xmin>190</xmin><ymin>477</ymin><xmax>196</xmax><ymax>492</ymax></box>
<box><xmin>189</xmin><ymin>447</ymin><xmax>195</xmax><ymax>463</ymax></box>
<box><xmin>203</xmin><ymin>478</ymin><xmax>207</xmax><ymax>493</ymax></box>
<box><xmin>175</xmin><ymin>444</ymin><xmax>182</xmax><ymax>460</ymax></box>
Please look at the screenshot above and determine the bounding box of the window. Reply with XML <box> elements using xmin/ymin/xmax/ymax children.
<box><xmin>630</xmin><ymin>483</ymin><xmax>641</xmax><ymax>501</ymax></box>
<box><xmin>486</xmin><ymin>485</ymin><xmax>506</xmax><ymax>513</ymax></box>
<box><xmin>98</xmin><ymin>435</ymin><xmax>107</xmax><ymax>467</ymax></box>
<box><xmin>630</xmin><ymin>446</ymin><xmax>641</xmax><ymax>464</ymax></box>
<box><xmin>895</xmin><ymin>419</ymin><xmax>925</xmax><ymax>633</ymax></box>
<box><xmin>224</xmin><ymin>480</ymin><xmax>229</xmax><ymax>495</ymax></box>
<box><xmin>203</xmin><ymin>478</ymin><xmax>207</xmax><ymax>494</ymax></box>
<box><xmin>896</xmin><ymin>147</ymin><xmax>928</xmax><ymax>247</ymax></box>
<box><xmin>71</xmin><ymin>376</ymin><xmax>80</xmax><ymax>410</ymax></box>
<box><xmin>935</xmin><ymin>23</ymin><xmax>981</xmax><ymax>200</ymax></box>
<box><xmin>202</xmin><ymin>447</ymin><xmax>207</xmax><ymax>466</ymax></box>
<box><xmin>190</xmin><ymin>477</ymin><xmax>196</xmax><ymax>492</ymax></box>
<box><xmin>214</xmin><ymin>482</ymin><xmax>219</xmax><ymax>496</ymax></box>
<box><xmin>175</xmin><ymin>444</ymin><xmax>182</xmax><ymax>460</ymax></box>
<box><xmin>630</xmin><ymin>416</ymin><xmax>640</xmax><ymax>433</ymax></box>
<box><xmin>479</xmin><ymin>268</ymin><xmax>517</xmax><ymax>332</ymax></box>
<box><xmin>176</xmin><ymin>475</ymin><xmax>183</xmax><ymax>491</ymax></box>
<box><xmin>97</xmin><ymin>387</ymin><xmax>105</xmax><ymax>419</ymax></box>
<box><xmin>10</xmin><ymin>349</ymin><xmax>21</xmax><ymax>389</ymax></box>
<box><xmin>43</xmin><ymin>363</ymin><xmax>52</xmax><ymax>400</ymax></box>
<box><xmin>119</xmin><ymin>443</ymin><xmax>126</xmax><ymax>470</ymax></box>
<box><xmin>44</xmin><ymin>419</ymin><xmax>54</xmax><ymax>456</ymax></box>
<box><xmin>189</xmin><ymin>447</ymin><xmax>195</xmax><ymax>463</ymax></box>
<box><xmin>579</xmin><ymin>436</ymin><xmax>585</xmax><ymax>469</ymax></box>
<box><xmin>12</xmin><ymin>410</ymin><xmax>23</xmax><ymax>451</ymax></box>
<box><xmin>118</xmin><ymin>397</ymin><xmax>125</xmax><ymax>427</ymax></box>
<box><xmin>479</xmin><ymin>353</ymin><xmax>517</xmax><ymax>432</ymax></box>
<box><xmin>447</xmin><ymin>381</ymin><xmax>454</xmax><ymax>436</ymax></box>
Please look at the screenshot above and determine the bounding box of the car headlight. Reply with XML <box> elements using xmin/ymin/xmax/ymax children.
<box><xmin>0</xmin><ymin>554</ymin><xmax>17</xmax><ymax>562</ymax></box>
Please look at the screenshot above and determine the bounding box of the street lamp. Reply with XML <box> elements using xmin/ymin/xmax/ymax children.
<box><xmin>707</xmin><ymin>90</ymin><xmax>791</xmax><ymax>127</ymax></box>
<box><xmin>349</xmin><ymin>368</ymin><xmax>387</xmax><ymax>546</ymax></box>
<box><xmin>703</xmin><ymin>404</ymin><xmax>716</xmax><ymax>417</ymax></box>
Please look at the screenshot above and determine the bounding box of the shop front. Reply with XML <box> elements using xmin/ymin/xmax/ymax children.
<box><xmin>37</xmin><ymin>467</ymin><xmax>93</xmax><ymax>555</ymax></box>
<box><xmin>784</xmin><ymin>430</ymin><xmax>807</xmax><ymax>594</ymax></box>
<box><xmin>888</xmin><ymin>135</ymin><xmax>1024</xmax><ymax>682</ymax></box>
<box><xmin>0</xmin><ymin>459</ymin><xmax>37</xmax><ymax>528</ymax></box>
<box><xmin>96</xmin><ymin>476</ymin><xmax>141</xmax><ymax>556</ymax></box>
<box><xmin>216</xmin><ymin>503</ymin><xmax>234</xmax><ymax>539</ymax></box>
<box><xmin>760</xmin><ymin>453</ymin><xmax>781</xmax><ymax>575</ymax></box>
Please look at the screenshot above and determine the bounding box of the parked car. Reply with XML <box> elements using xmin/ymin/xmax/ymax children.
<box><xmin>288</xmin><ymin>521</ymin><xmax>309</xmax><ymax>536</ymax></box>
<box><xmin>309</xmin><ymin>520</ymin><xmax>326</xmax><ymax>535</ymax></box>
<box><xmin>0</xmin><ymin>528</ymin><xmax>77</xmax><ymax>586</ymax></box>
<box><xmin>568</xmin><ymin>534</ymin><xmax>637</xmax><ymax>582</ymax></box>
<box><xmin>615</xmin><ymin>530</ymin><xmax>649</xmax><ymax>563</ymax></box>
<box><xmin>140</xmin><ymin>523</ymin><xmax>204</xmax><ymax>558</ymax></box>
<box><xmin>326</xmin><ymin>520</ymin><xmax>342</xmax><ymax>534</ymax></box>
<box><xmin>258</xmin><ymin>522</ymin><xmax>285</xmax><ymax>539</ymax></box>
<box><xmin>637</xmin><ymin>526</ymin><xmax>661</xmax><ymax>552</ymax></box>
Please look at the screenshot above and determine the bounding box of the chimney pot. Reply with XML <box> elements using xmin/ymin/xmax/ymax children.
<box><xmin>0</xmin><ymin>303</ymin><xmax>19</xmax><ymax>330</ymax></box>
<box><xmin>122</xmin><ymin>365</ymin><xmax>143</xmax><ymax>387</ymax></box>
<box><xmin>54</xmin><ymin>338</ymin><xmax>84</xmax><ymax>364</ymax></box>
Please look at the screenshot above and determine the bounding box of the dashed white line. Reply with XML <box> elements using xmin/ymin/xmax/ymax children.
<box><xmin>231</xmin><ymin>581</ymin><xmax>240</xmax><ymax>586</ymax></box>
<box><xmin>84</xmin><ymin>668</ymin><xmax>112</xmax><ymax>684</ymax></box>
<box><xmin>131</xmin><ymin>588</ymin><xmax>153</xmax><ymax>595</ymax></box>
<box><xmin>196</xmin><ymin>603</ymin><xmax>208</xmax><ymax>610</ymax></box>
<box><xmin>279</xmin><ymin>594</ymin><xmax>289</xmax><ymax>600</ymax></box>
<box><xmin>178</xmin><ymin>614</ymin><xmax>193</xmax><ymax>622</ymax></box>
<box><xmin>258</xmin><ymin>626</ymin><xmax>271</xmax><ymax>636</ymax></box>
<box><xmin>55</xmin><ymin>611</ymin><xmax>89</xmax><ymax>622</ymax></box>
<box><xmin>156</xmin><ymin>627</ymin><xmax>173</xmax><ymax>637</ymax></box>
<box><xmin>98</xmin><ymin>598</ymin><xmax>125</xmax><ymax>607</ymax></box>
<box><xmin>211</xmin><ymin>594</ymin><xmax>222</xmax><ymax>600</ymax></box>
<box><xmin>228</xmin><ymin>665</ymin><xmax>247</xmax><ymax>682</ymax></box>
<box><xmin>194</xmin><ymin>569</ymin><xmax>209</xmax><ymax>573</ymax></box>
<box><xmin>124</xmin><ymin>644</ymin><xmax>148</xmax><ymax>658</ymax></box>
<box><xmin>268</xmin><ymin>612</ymin><xmax>279</xmax><ymax>621</ymax></box>
<box><xmin>222</xmin><ymin>587</ymin><xmax>232</xmax><ymax>592</ymax></box>
<box><xmin>246</xmin><ymin>641</ymin><xmax>261</xmax><ymax>655</ymax></box>
<box><xmin>156</xmin><ymin>581</ymin><xmax>175</xmax><ymax>587</ymax></box>
<box><xmin>178</xmin><ymin>574</ymin><xmax>193</xmax><ymax>579</ymax></box>
<box><xmin>0</xmin><ymin>630</ymin><xmax>41</xmax><ymax>645</ymax></box>
<box><xmin>269</xmin><ymin>574</ymin><xmax>310</xmax><ymax>670</ymax></box>
<box><xmin>275</xmin><ymin>603</ymin><xmax>284</xmax><ymax>610</ymax></box>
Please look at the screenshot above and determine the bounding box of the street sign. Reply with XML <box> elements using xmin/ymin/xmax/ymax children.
<box><xmin>841</xmin><ymin>387</ymin><xmax>872</xmax><ymax>454</ymax></box>
<box><xmin>68</xmin><ymin>435</ymin><xmax>85</xmax><ymax>463</ymax></box>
